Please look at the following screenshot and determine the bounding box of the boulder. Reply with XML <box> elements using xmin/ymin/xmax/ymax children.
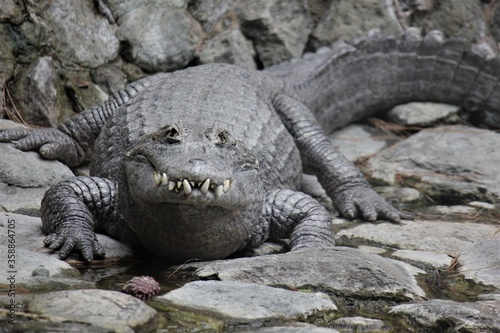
<box><xmin>8</xmin><ymin>57</ymin><xmax>74</xmax><ymax>127</ymax></box>
<box><xmin>237</xmin><ymin>0</ymin><xmax>313</xmax><ymax>67</ymax></box>
<box><xmin>363</xmin><ymin>125</ymin><xmax>500</xmax><ymax>203</ymax></box>
<box><xmin>114</xmin><ymin>1</ymin><xmax>202</xmax><ymax>72</ymax></box>
<box><xmin>459</xmin><ymin>239</ymin><xmax>500</xmax><ymax>289</ymax></box>
<box><xmin>310</xmin><ymin>0</ymin><xmax>402</xmax><ymax>48</ymax></box>
<box><xmin>26</xmin><ymin>289</ymin><xmax>158</xmax><ymax>332</ymax></box>
<box><xmin>188</xmin><ymin>247</ymin><xmax>425</xmax><ymax>300</ymax></box>
<box><xmin>23</xmin><ymin>0</ymin><xmax>119</xmax><ymax>68</ymax></box>
<box><xmin>198</xmin><ymin>29</ymin><xmax>257</xmax><ymax>69</ymax></box>
<box><xmin>157</xmin><ymin>280</ymin><xmax>336</xmax><ymax>326</ymax></box>
<box><xmin>391</xmin><ymin>299</ymin><xmax>500</xmax><ymax>333</ymax></box>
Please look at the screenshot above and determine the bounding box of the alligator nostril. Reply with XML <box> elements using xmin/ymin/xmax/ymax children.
<box><xmin>189</xmin><ymin>159</ymin><xmax>207</xmax><ymax>166</ymax></box>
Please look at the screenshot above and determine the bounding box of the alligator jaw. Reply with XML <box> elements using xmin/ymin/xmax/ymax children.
<box><xmin>153</xmin><ymin>169</ymin><xmax>232</xmax><ymax>198</ymax></box>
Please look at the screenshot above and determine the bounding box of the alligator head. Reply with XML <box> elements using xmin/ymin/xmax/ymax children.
<box><xmin>124</xmin><ymin>122</ymin><xmax>260</xmax><ymax>210</ymax></box>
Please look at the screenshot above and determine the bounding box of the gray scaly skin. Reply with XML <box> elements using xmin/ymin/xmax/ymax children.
<box><xmin>1</xmin><ymin>29</ymin><xmax>497</xmax><ymax>263</ymax></box>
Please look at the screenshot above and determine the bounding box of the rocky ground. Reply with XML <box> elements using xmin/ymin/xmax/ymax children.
<box><xmin>1</xmin><ymin>1</ymin><xmax>500</xmax><ymax>332</ymax></box>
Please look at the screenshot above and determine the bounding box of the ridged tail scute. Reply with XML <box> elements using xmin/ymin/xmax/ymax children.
<box><xmin>266</xmin><ymin>28</ymin><xmax>500</xmax><ymax>132</ymax></box>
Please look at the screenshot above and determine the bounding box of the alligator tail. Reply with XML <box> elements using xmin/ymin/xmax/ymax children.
<box><xmin>266</xmin><ymin>28</ymin><xmax>500</xmax><ymax>133</ymax></box>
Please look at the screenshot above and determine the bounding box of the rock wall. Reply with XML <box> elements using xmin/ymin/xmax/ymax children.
<box><xmin>0</xmin><ymin>0</ymin><xmax>498</xmax><ymax>125</ymax></box>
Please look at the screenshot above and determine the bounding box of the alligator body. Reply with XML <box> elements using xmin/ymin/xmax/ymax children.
<box><xmin>0</xmin><ymin>29</ymin><xmax>498</xmax><ymax>263</ymax></box>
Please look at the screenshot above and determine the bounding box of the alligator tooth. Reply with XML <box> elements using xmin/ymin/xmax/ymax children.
<box><xmin>168</xmin><ymin>181</ymin><xmax>176</xmax><ymax>191</ymax></box>
<box><xmin>183</xmin><ymin>179</ymin><xmax>192</xmax><ymax>194</ymax></box>
<box><xmin>215</xmin><ymin>185</ymin><xmax>223</xmax><ymax>198</ymax></box>
<box><xmin>200</xmin><ymin>178</ymin><xmax>210</xmax><ymax>195</ymax></box>
<box><xmin>190</xmin><ymin>181</ymin><xmax>195</xmax><ymax>187</ymax></box>
<box><xmin>154</xmin><ymin>170</ymin><xmax>161</xmax><ymax>186</ymax></box>
<box><xmin>177</xmin><ymin>181</ymin><xmax>182</xmax><ymax>189</ymax></box>
<box><xmin>161</xmin><ymin>173</ymin><xmax>169</xmax><ymax>186</ymax></box>
<box><xmin>223</xmin><ymin>179</ymin><xmax>230</xmax><ymax>192</ymax></box>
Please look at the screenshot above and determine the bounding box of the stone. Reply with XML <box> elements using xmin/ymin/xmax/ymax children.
<box><xmin>0</xmin><ymin>25</ymin><xmax>15</xmax><ymax>119</ymax></box>
<box><xmin>198</xmin><ymin>29</ymin><xmax>257</xmax><ymax>69</ymax></box>
<box><xmin>116</xmin><ymin>1</ymin><xmax>202</xmax><ymax>72</ymax></box>
<box><xmin>362</xmin><ymin>125</ymin><xmax>500</xmax><ymax>203</ymax></box>
<box><xmin>310</xmin><ymin>0</ymin><xmax>402</xmax><ymax>48</ymax></box>
<box><xmin>23</xmin><ymin>0</ymin><xmax>119</xmax><ymax>68</ymax></box>
<box><xmin>386</xmin><ymin>102</ymin><xmax>460</xmax><ymax>126</ymax></box>
<box><xmin>492</xmin><ymin>3</ymin><xmax>500</xmax><ymax>42</ymax></box>
<box><xmin>329</xmin><ymin>124</ymin><xmax>397</xmax><ymax>163</ymax></box>
<box><xmin>375</xmin><ymin>186</ymin><xmax>422</xmax><ymax>203</ymax></box>
<box><xmin>189</xmin><ymin>248</ymin><xmax>425</xmax><ymax>300</ymax></box>
<box><xmin>0</xmin><ymin>143</ymin><xmax>74</xmax><ymax>188</ymax></box>
<box><xmin>459</xmin><ymin>239</ymin><xmax>500</xmax><ymax>289</ymax></box>
<box><xmin>187</xmin><ymin>0</ymin><xmax>239</xmax><ymax>33</ymax></box>
<box><xmin>336</xmin><ymin>219</ymin><xmax>499</xmax><ymax>254</ymax></box>
<box><xmin>333</xmin><ymin>317</ymin><xmax>386</xmax><ymax>332</ymax></box>
<box><xmin>410</xmin><ymin>0</ymin><xmax>484</xmax><ymax>43</ymax></box>
<box><xmin>468</xmin><ymin>201</ymin><xmax>496</xmax><ymax>210</ymax></box>
<box><xmin>0</xmin><ymin>141</ymin><xmax>74</xmax><ymax>213</ymax></box>
<box><xmin>0</xmin><ymin>119</ymin><xmax>24</xmax><ymax>130</ymax></box>
<box><xmin>8</xmin><ymin>57</ymin><xmax>74</xmax><ymax>127</ymax></box>
<box><xmin>0</xmin><ymin>0</ymin><xmax>23</xmax><ymax>24</ymax></box>
<box><xmin>300</xmin><ymin>174</ymin><xmax>333</xmax><ymax>211</ymax></box>
<box><xmin>426</xmin><ymin>205</ymin><xmax>478</xmax><ymax>215</ymax></box>
<box><xmin>156</xmin><ymin>280</ymin><xmax>336</xmax><ymax>324</ymax></box>
<box><xmin>64</xmin><ymin>73</ymin><xmax>109</xmax><ymax>112</ymax></box>
<box><xmin>0</xmin><ymin>246</ymin><xmax>81</xmax><ymax>286</ymax></box>
<box><xmin>237</xmin><ymin>0</ymin><xmax>313</xmax><ymax>67</ymax></box>
<box><xmin>358</xmin><ymin>245</ymin><xmax>387</xmax><ymax>255</ymax></box>
<box><xmin>0</xmin><ymin>184</ymin><xmax>48</xmax><ymax>216</ymax></box>
<box><xmin>392</xmin><ymin>249</ymin><xmax>452</xmax><ymax>269</ymax></box>
<box><xmin>236</xmin><ymin>325</ymin><xmax>340</xmax><ymax>333</ymax></box>
<box><xmin>0</xmin><ymin>212</ymin><xmax>134</xmax><ymax>259</ymax></box>
<box><xmin>27</xmin><ymin>289</ymin><xmax>158</xmax><ymax>332</ymax></box>
<box><xmin>91</xmin><ymin>64</ymin><xmax>128</xmax><ymax>95</ymax></box>
<box><xmin>0</xmin><ymin>310</ymin><xmax>112</xmax><ymax>333</ymax></box>
<box><xmin>391</xmin><ymin>299</ymin><xmax>500</xmax><ymax>332</ymax></box>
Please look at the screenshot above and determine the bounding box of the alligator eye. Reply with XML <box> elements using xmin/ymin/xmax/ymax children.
<box><xmin>217</xmin><ymin>131</ymin><xmax>227</xmax><ymax>143</ymax></box>
<box><xmin>153</xmin><ymin>125</ymin><xmax>181</xmax><ymax>144</ymax></box>
<box><xmin>213</xmin><ymin>129</ymin><xmax>235</xmax><ymax>146</ymax></box>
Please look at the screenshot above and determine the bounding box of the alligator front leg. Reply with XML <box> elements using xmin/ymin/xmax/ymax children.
<box><xmin>273</xmin><ymin>94</ymin><xmax>412</xmax><ymax>223</ymax></box>
<box><xmin>262</xmin><ymin>189</ymin><xmax>334</xmax><ymax>250</ymax></box>
<box><xmin>41</xmin><ymin>176</ymin><xmax>121</xmax><ymax>262</ymax></box>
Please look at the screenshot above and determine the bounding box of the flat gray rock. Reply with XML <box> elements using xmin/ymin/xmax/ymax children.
<box><xmin>336</xmin><ymin>220</ymin><xmax>499</xmax><ymax>254</ymax></box>
<box><xmin>157</xmin><ymin>280</ymin><xmax>336</xmax><ymax>324</ymax></box>
<box><xmin>8</xmin><ymin>56</ymin><xmax>74</xmax><ymax>127</ymax></box>
<box><xmin>23</xmin><ymin>0</ymin><xmax>119</xmax><ymax>68</ymax></box>
<box><xmin>0</xmin><ymin>136</ymin><xmax>74</xmax><ymax>214</ymax></box>
<box><xmin>198</xmin><ymin>29</ymin><xmax>257</xmax><ymax>69</ymax></box>
<box><xmin>329</xmin><ymin>124</ymin><xmax>397</xmax><ymax>162</ymax></box>
<box><xmin>310</xmin><ymin>0</ymin><xmax>402</xmax><ymax>48</ymax></box>
<box><xmin>238</xmin><ymin>325</ymin><xmax>340</xmax><ymax>333</ymax></box>
<box><xmin>189</xmin><ymin>247</ymin><xmax>425</xmax><ymax>300</ymax></box>
<box><xmin>0</xmin><ymin>212</ymin><xmax>133</xmax><ymax>287</ymax></box>
<box><xmin>237</xmin><ymin>0</ymin><xmax>312</xmax><ymax>67</ymax></box>
<box><xmin>0</xmin><ymin>25</ymin><xmax>15</xmax><ymax>118</ymax></box>
<box><xmin>333</xmin><ymin>317</ymin><xmax>386</xmax><ymax>332</ymax></box>
<box><xmin>27</xmin><ymin>289</ymin><xmax>158</xmax><ymax>333</ymax></box>
<box><xmin>391</xmin><ymin>299</ymin><xmax>500</xmax><ymax>333</ymax></box>
<box><xmin>0</xmin><ymin>144</ymin><xmax>74</xmax><ymax>188</ymax></box>
<box><xmin>459</xmin><ymin>239</ymin><xmax>500</xmax><ymax>289</ymax></box>
<box><xmin>116</xmin><ymin>1</ymin><xmax>201</xmax><ymax>72</ymax></box>
<box><xmin>386</xmin><ymin>102</ymin><xmax>459</xmax><ymax>126</ymax></box>
<box><xmin>363</xmin><ymin>125</ymin><xmax>500</xmax><ymax>203</ymax></box>
<box><xmin>0</xmin><ymin>212</ymin><xmax>133</xmax><ymax>256</ymax></box>
<box><xmin>0</xmin><ymin>213</ymin><xmax>81</xmax><ymax>285</ymax></box>
<box><xmin>392</xmin><ymin>249</ymin><xmax>452</xmax><ymax>270</ymax></box>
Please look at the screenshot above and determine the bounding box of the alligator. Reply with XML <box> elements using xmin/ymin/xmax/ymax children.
<box><xmin>0</xmin><ymin>29</ymin><xmax>498</xmax><ymax>263</ymax></box>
